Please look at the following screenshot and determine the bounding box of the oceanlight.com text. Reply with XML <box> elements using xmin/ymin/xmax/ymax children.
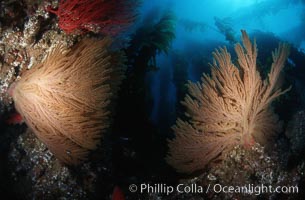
<box><xmin>210</xmin><ymin>183</ymin><xmax>299</xmax><ymax>195</ymax></box>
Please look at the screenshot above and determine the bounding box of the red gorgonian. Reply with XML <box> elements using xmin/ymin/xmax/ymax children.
<box><xmin>47</xmin><ymin>0</ymin><xmax>138</xmax><ymax>35</ymax></box>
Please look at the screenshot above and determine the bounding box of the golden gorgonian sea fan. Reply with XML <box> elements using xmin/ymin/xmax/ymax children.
<box><xmin>11</xmin><ymin>38</ymin><xmax>123</xmax><ymax>165</ymax></box>
<box><xmin>166</xmin><ymin>31</ymin><xmax>290</xmax><ymax>173</ymax></box>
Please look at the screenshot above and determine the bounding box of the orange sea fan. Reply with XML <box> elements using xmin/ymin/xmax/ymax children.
<box><xmin>166</xmin><ymin>31</ymin><xmax>290</xmax><ymax>173</ymax></box>
<box><xmin>11</xmin><ymin>38</ymin><xmax>123</xmax><ymax>165</ymax></box>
